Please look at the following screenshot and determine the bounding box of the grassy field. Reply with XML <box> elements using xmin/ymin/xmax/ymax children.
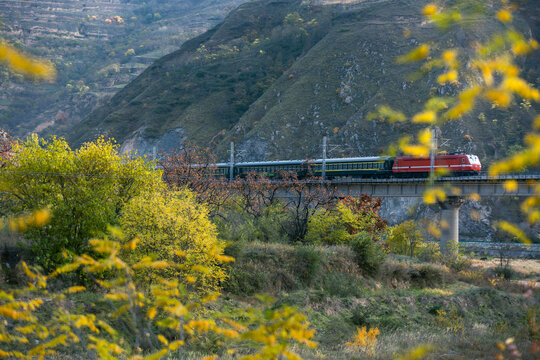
<box><xmin>215</xmin><ymin>243</ymin><xmax>539</xmax><ymax>359</ymax></box>
<box><xmin>1</xmin><ymin>241</ymin><xmax>538</xmax><ymax>359</ymax></box>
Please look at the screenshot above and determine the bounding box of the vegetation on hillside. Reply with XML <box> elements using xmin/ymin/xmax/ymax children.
<box><xmin>0</xmin><ymin>0</ymin><xmax>248</xmax><ymax>137</ymax></box>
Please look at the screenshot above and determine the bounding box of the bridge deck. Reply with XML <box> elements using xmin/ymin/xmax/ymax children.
<box><xmin>271</xmin><ymin>173</ymin><xmax>540</xmax><ymax>198</ymax></box>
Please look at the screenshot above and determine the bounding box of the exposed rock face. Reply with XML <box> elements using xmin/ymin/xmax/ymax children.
<box><xmin>120</xmin><ymin>127</ymin><xmax>186</xmax><ymax>157</ymax></box>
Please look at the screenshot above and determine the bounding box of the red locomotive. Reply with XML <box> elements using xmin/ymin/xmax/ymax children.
<box><xmin>393</xmin><ymin>154</ymin><xmax>481</xmax><ymax>176</ymax></box>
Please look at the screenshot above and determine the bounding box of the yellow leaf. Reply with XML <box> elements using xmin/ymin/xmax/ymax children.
<box><xmin>422</xmin><ymin>4</ymin><xmax>437</xmax><ymax>16</ymax></box>
<box><xmin>157</xmin><ymin>335</ymin><xmax>168</xmax><ymax>346</ymax></box>
<box><xmin>168</xmin><ymin>340</ymin><xmax>184</xmax><ymax>351</ymax></box>
<box><xmin>147</xmin><ymin>307</ymin><xmax>157</xmax><ymax>320</ymax></box>
<box><xmin>418</xmin><ymin>128</ymin><xmax>432</xmax><ymax>146</ymax></box>
<box><xmin>437</xmin><ymin>70</ymin><xmax>458</xmax><ymax>85</ymax></box>
<box><xmin>423</xmin><ymin>188</ymin><xmax>446</xmax><ymax>205</ymax></box>
<box><xmin>396</xmin><ymin>344</ymin><xmax>436</xmax><ymax>360</ymax></box>
<box><xmin>503</xmin><ymin>180</ymin><xmax>518</xmax><ymax>192</ymax></box>
<box><xmin>496</xmin><ymin>10</ymin><xmax>512</xmax><ymax>23</ymax></box>
<box><xmin>534</xmin><ymin>115</ymin><xmax>540</xmax><ymax>130</ymax></box>
<box><xmin>441</xmin><ymin>50</ymin><xmax>458</xmax><ymax>67</ymax></box>
<box><xmin>174</xmin><ymin>250</ymin><xmax>186</xmax><ymax>258</ymax></box>
<box><xmin>412</xmin><ymin>111</ymin><xmax>436</xmax><ymax>124</ymax></box>
<box><xmin>33</xmin><ymin>209</ymin><xmax>50</xmax><ymax>227</ymax></box>
<box><xmin>397</xmin><ymin>44</ymin><xmax>430</xmax><ymax>63</ymax></box>
<box><xmin>66</xmin><ymin>286</ymin><xmax>86</xmax><ymax>294</ymax></box>
<box><xmin>123</xmin><ymin>238</ymin><xmax>139</xmax><ymax>251</ymax></box>
<box><xmin>496</xmin><ymin>221</ymin><xmax>531</xmax><ymax>244</ymax></box>
<box><xmin>0</xmin><ymin>41</ymin><xmax>56</xmax><ymax>80</ymax></box>
<box><xmin>201</xmin><ymin>356</ymin><xmax>218</xmax><ymax>360</ymax></box>
<box><xmin>402</xmin><ymin>144</ymin><xmax>429</xmax><ymax>157</ymax></box>
<box><xmin>484</xmin><ymin>89</ymin><xmax>512</xmax><ymax>107</ymax></box>
<box><xmin>216</xmin><ymin>254</ymin><xmax>235</xmax><ymax>263</ymax></box>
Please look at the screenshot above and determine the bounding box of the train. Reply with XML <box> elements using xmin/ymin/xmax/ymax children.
<box><xmin>209</xmin><ymin>153</ymin><xmax>482</xmax><ymax>179</ymax></box>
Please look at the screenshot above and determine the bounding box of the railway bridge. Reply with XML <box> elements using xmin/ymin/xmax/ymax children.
<box><xmin>276</xmin><ymin>173</ymin><xmax>540</xmax><ymax>255</ymax></box>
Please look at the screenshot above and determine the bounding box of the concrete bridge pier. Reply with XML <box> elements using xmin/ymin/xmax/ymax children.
<box><xmin>439</xmin><ymin>196</ymin><xmax>465</xmax><ymax>256</ymax></box>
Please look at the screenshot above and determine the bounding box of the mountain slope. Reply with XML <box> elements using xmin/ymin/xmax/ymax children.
<box><xmin>70</xmin><ymin>0</ymin><xmax>540</xmax><ymax>164</ymax></box>
<box><xmin>0</xmin><ymin>0</ymin><xmax>248</xmax><ymax>136</ymax></box>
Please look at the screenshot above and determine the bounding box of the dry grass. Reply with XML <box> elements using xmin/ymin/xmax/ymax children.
<box><xmin>471</xmin><ymin>258</ymin><xmax>540</xmax><ymax>278</ymax></box>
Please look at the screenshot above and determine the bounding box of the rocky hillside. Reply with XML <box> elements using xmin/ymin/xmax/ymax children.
<box><xmin>69</xmin><ymin>0</ymin><xmax>540</xmax><ymax>166</ymax></box>
<box><xmin>0</xmin><ymin>0</ymin><xmax>248</xmax><ymax>136</ymax></box>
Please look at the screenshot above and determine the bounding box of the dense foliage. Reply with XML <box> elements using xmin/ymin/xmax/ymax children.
<box><xmin>120</xmin><ymin>188</ymin><xmax>228</xmax><ymax>294</ymax></box>
<box><xmin>386</xmin><ymin>220</ymin><xmax>424</xmax><ymax>257</ymax></box>
<box><xmin>0</xmin><ymin>136</ymin><xmax>161</xmax><ymax>270</ymax></box>
<box><xmin>306</xmin><ymin>195</ymin><xmax>387</xmax><ymax>245</ymax></box>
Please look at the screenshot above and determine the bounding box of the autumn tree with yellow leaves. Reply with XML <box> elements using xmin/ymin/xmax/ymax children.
<box><xmin>0</xmin><ymin>136</ymin><xmax>162</xmax><ymax>271</ymax></box>
<box><xmin>119</xmin><ymin>189</ymin><xmax>229</xmax><ymax>295</ymax></box>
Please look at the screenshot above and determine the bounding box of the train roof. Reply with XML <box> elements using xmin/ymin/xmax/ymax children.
<box><xmin>216</xmin><ymin>156</ymin><xmax>392</xmax><ymax>167</ymax></box>
<box><xmin>396</xmin><ymin>153</ymin><xmax>477</xmax><ymax>160</ymax></box>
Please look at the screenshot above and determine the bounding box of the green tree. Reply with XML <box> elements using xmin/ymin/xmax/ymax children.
<box><xmin>0</xmin><ymin>135</ymin><xmax>161</xmax><ymax>271</ymax></box>
<box><xmin>386</xmin><ymin>220</ymin><xmax>424</xmax><ymax>258</ymax></box>
<box><xmin>119</xmin><ymin>188</ymin><xmax>229</xmax><ymax>294</ymax></box>
<box><xmin>306</xmin><ymin>195</ymin><xmax>386</xmax><ymax>245</ymax></box>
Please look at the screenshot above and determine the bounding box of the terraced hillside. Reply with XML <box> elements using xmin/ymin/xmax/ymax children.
<box><xmin>0</xmin><ymin>0</ymin><xmax>248</xmax><ymax>136</ymax></box>
<box><xmin>69</xmin><ymin>0</ymin><xmax>540</xmax><ymax>166</ymax></box>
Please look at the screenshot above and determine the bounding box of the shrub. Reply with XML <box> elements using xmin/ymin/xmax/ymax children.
<box><xmin>416</xmin><ymin>242</ymin><xmax>441</xmax><ymax>262</ymax></box>
<box><xmin>322</xmin><ymin>272</ymin><xmax>363</xmax><ymax>298</ymax></box>
<box><xmin>444</xmin><ymin>254</ymin><xmax>473</xmax><ymax>272</ymax></box>
<box><xmin>350</xmin><ymin>304</ymin><xmax>401</xmax><ymax>331</ymax></box>
<box><xmin>120</xmin><ymin>189</ymin><xmax>228</xmax><ymax>294</ymax></box>
<box><xmin>494</xmin><ymin>265</ymin><xmax>514</xmax><ymax>280</ymax></box>
<box><xmin>292</xmin><ymin>246</ymin><xmax>321</xmax><ymax>286</ymax></box>
<box><xmin>224</xmin><ymin>263</ymin><xmax>265</xmax><ymax>295</ymax></box>
<box><xmin>305</xmin><ymin>208</ymin><xmax>350</xmax><ymax>245</ymax></box>
<box><xmin>385</xmin><ymin>220</ymin><xmax>424</xmax><ymax>258</ymax></box>
<box><xmin>216</xmin><ymin>201</ymin><xmax>289</xmax><ymax>243</ymax></box>
<box><xmin>306</xmin><ymin>195</ymin><xmax>387</xmax><ymax>245</ymax></box>
<box><xmin>316</xmin><ymin>315</ymin><xmax>355</xmax><ymax>347</ymax></box>
<box><xmin>349</xmin><ymin>231</ymin><xmax>387</xmax><ymax>276</ymax></box>
<box><xmin>412</xmin><ymin>264</ymin><xmax>449</xmax><ymax>288</ymax></box>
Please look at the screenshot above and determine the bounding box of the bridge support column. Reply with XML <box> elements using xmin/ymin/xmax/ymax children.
<box><xmin>439</xmin><ymin>197</ymin><xmax>464</xmax><ymax>256</ymax></box>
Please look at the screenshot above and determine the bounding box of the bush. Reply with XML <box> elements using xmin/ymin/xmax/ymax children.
<box><xmin>444</xmin><ymin>254</ymin><xmax>473</xmax><ymax>272</ymax></box>
<box><xmin>412</xmin><ymin>264</ymin><xmax>450</xmax><ymax>288</ymax></box>
<box><xmin>215</xmin><ymin>201</ymin><xmax>289</xmax><ymax>243</ymax></box>
<box><xmin>224</xmin><ymin>263</ymin><xmax>265</xmax><ymax>295</ymax></box>
<box><xmin>494</xmin><ymin>265</ymin><xmax>514</xmax><ymax>280</ymax></box>
<box><xmin>350</xmin><ymin>304</ymin><xmax>401</xmax><ymax>331</ymax></box>
<box><xmin>416</xmin><ymin>242</ymin><xmax>441</xmax><ymax>262</ymax></box>
<box><xmin>292</xmin><ymin>246</ymin><xmax>321</xmax><ymax>286</ymax></box>
<box><xmin>349</xmin><ymin>231</ymin><xmax>387</xmax><ymax>276</ymax></box>
<box><xmin>305</xmin><ymin>208</ymin><xmax>350</xmax><ymax>245</ymax></box>
<box><xmin>306</xmin><ymin>196</ymin><xmax>387</xmax><ymax>245</ymax></box>
<box><xmin>322</xmin><ymin>272</ymin><xmax>364</xmax><ymax>298</ymax></box>
<box><xmin>120</xmin><ymin>189</ymin><xmax>228</xmax><ymax>295</ymax></box>
<box><xmin>385</xmin><ymin>220</ymin><xmax>424</xmax><ymax>258</ymax></box>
